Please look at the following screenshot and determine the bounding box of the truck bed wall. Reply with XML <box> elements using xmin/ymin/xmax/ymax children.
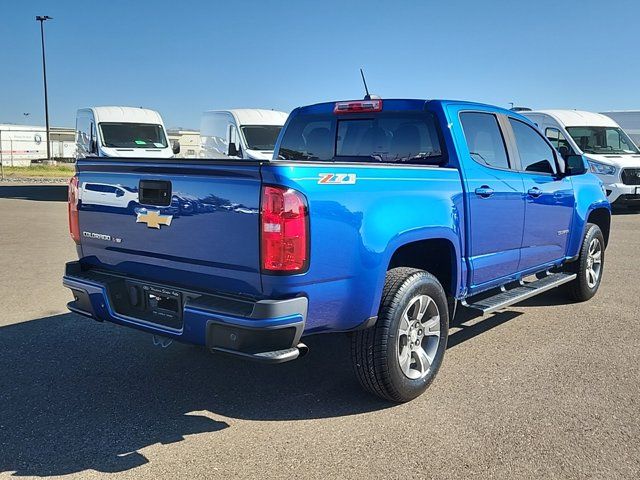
<box><xmin>261</xmin><ymin>163</ymin><xmax>465</xmax><ymax>333</ymax></box>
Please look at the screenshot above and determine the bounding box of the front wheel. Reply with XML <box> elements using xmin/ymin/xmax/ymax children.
<box><xmin>567</xmin><ymin>223</ymin><xmax>605</xmax><ymax>301</ymax></box>
<box><xmin>351</xmin><ymin>268</ymin><xmax>449</xmax><ymax>403</ymax></box>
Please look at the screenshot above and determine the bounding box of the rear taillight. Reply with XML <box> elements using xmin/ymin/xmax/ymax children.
<box><xmin>261</xmin><ymin>185</ymin><xmax>308</xmax><ymax>273</ymax></box>
<box><xmin>68</xmin><ymin>176</ymin><xmax>80</xmax><ymax>244</ymax></box>
<box><xmin>334</xmin><ymin>99</ymin><xmax>382</xmax><ymax>114</ymax></box>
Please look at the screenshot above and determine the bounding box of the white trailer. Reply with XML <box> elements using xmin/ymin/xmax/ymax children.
<box><xmin>0</xmin><ymin>124</ymin><xmax>75</xmax><ymax>166</ymax></box>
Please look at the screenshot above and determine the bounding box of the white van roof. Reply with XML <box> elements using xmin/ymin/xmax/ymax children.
<box><xmin>203</xmin><ymin>109</ymin><xmax>288</xmax><ymax>126</ymax></box>
<box><xmin>81</xmin><ymin>106</ymin><xmax>164</xmax><ymax>125</ymax></box>
<box><xmin>529</xmin><ymin>110</ymin><xmax>619</xmax><ymax>128</ymax></box>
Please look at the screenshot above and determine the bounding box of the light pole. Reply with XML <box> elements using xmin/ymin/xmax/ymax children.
<box><xmin>36</xmin><ymin>15</ymin><xmax>52</xmax><ymax>162</ymax></box>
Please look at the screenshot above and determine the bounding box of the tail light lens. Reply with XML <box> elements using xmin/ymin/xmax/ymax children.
<box><xmin>68</xmin><ymin>176</ymin><xmax>80</xmax><ymax>244</ymax></box>
<box><xmin>261</xmin><ymin>185</ymin><xmax>308</xmax><ymax>273</ymax></box>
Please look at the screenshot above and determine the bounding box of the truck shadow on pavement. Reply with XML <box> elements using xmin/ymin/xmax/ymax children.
<box><xmin>0</xmin><ymin>301</ymin><xmax>539</xmax><ymax>476</ymax></box>
<box><xmin>0</xmin><ymin>313</ymin><xmax>390</xmax><ymax>476</ymax></box>
<box><xmin>0</xmin><ymin>184</ymin><xmax>68</xmax><ymax>202</ymax></box>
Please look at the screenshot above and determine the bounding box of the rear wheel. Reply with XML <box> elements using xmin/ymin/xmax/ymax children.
<box><xmin>351</xmin><ymin>268</ymin><xmax>449</xmax><ymax>403</ymax></box>
<box><xmin>567</xmin><ymin>223</ymin><xmax>605</xmax><ymax>301</ymax></box>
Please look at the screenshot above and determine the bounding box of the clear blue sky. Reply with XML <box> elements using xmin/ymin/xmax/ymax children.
<box><xmin>1</xmin><ymin>0</ymin><xmax>639</xmax><ymax>129</ymax></box>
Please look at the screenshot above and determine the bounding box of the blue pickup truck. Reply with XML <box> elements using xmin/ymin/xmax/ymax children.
<box><xmin>64</xmin><ymin>98</ymin><xmax>610</xmax><ymax>402</ymax></box>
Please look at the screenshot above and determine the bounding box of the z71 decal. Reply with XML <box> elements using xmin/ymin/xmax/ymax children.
<box><xmin>318</xmin><ymin>173</ymin><xmax>357</xmax><ymax>185</ymax></box>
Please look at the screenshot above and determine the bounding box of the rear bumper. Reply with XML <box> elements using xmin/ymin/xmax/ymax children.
<box><xmin>63</xmin><ymin>262</ymin><xmax>307</xmax><ymax>363</ymax></box>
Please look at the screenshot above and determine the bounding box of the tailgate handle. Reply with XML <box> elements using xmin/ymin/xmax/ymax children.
<box><xmin>139</xmin><ymin>180</ymin><xmax>172</xmax><ymax>206</ymax></box>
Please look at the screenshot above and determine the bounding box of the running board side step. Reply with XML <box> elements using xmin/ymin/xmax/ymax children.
<box><xmin>461</xmin><ymin>272</ymin><xmax>577</xmax><ymax>315</ymax></box>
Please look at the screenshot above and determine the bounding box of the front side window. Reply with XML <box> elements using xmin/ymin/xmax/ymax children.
<box><xmin>545</xmin><ymin>127</ymin><xmax>574</xmax><ymax>157</ymax></box>
<box><xmin>99</xmin><ymin>123</ymin><xmax>168</xmax><ymax>148</ymax></box>
<box><xmin>509</xmin><ymin>118</ymin><xmax>557</xmax><ymax>174</ymax></box>
<box><xmin>566</xmin><ymin>126</ymin><xmax>638</xmax><ymax>154</ymax></box>
<box><xmin>460</xmin><ymin>112</ymin><xmax>510</xmax><ymax>169</ymax></box>
<box><xmin>241</xmin><ymin>125</ymin><xmax>283</xmax><ymax>151</ymax></box>
<box><xmin>277</xmin><ymin>112</ymin><xmax>444</xmax><ymax>164</ymax></box>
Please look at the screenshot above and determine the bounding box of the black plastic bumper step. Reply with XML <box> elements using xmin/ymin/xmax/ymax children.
<box><xmin>211</xmin><ymin>343</ymin><xmax>308</xmax><ymax>364</ymax></box>
<box><xmin>462</xmin><ymin>272</ymin><xmax>577</xmax><ymax>314</ymax></box>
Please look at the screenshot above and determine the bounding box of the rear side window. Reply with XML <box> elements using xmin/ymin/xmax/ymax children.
<box><xmin>509</xmin><ymin>118</ymin><xmax>557</xmax><ymax>174</ymax></box>
<box><xmin>459</xmin><ymin>112</ymin><xmax>510</xmax><ymax>169</ymax></box>
<box><xmin>277</xmin><ymin>112</ymin><xmax>444</xmax><ymax>164</ymax></box>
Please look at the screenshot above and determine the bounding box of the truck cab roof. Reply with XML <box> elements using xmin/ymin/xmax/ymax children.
<box><xmin>294</xmin><ymin>98</ymin><xmax>523</xmax><ymax>118</ymax></box>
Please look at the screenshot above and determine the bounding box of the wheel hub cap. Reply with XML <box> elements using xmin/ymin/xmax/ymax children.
<box><xmin>397</xmin><ymin>294</ymin><xmax>441</xmax><ymax>380</ymax></box>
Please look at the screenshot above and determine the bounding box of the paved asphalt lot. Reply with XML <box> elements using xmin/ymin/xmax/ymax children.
<box><xmin>0</xmin><ymin>183</ymin><xmax>638</xmax><ymax>479</ymax></box>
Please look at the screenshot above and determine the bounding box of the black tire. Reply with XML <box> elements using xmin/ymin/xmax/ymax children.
<box><xmin>567</xmin><ymin>223</ymin><xmax>605</xmax><ymax>301</ymax></box>
<box><xmin>351</xmin><ymin>267</ymin><xmax>449</xmax><ymax>403</ymax></box>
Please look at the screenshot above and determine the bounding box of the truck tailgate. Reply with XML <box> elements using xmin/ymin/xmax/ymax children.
<box><xmin>76</xmin><ymin>159</ymin><xmax>263</xmax><ymax>296</ymax></box>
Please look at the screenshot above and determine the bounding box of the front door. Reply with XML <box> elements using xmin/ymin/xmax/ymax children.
<box><xmin>456</xmin><ymin>110</ymin><xmax>526</xmax><ymax>288</ymax></box>
<box><xmin>507</xmin><ymin>117</ymin><xmax>574</xmax><ymax>271</ymax></box>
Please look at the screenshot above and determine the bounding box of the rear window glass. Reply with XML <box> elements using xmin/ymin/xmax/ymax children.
<box><xmin>277</xmin><ymin>112</ymin><xmax>444</xmax><ymax>164</ymax></box>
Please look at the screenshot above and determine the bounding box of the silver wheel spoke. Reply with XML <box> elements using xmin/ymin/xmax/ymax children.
<box><xmin>399</xmin><ymin>346</ymin><xmax>412</xmax><ymax>375</ymax></box>
<box><xmin>592</xmin><ymin>251</ymin><xmax>602</xmax><ymax>264</ymax></box>
<box><xmin>414</xmin><ymin>347</ymin><xmax>432</xmax><ymax>375</ymax></box>
<box><xmin>415</xmin><ymin>295</ymin><xmax>430</xmax><ymax>322</ymax></box>
<box><xmin>398</xmin><ymin>314</ymin><xmax>411</xmax><ymax>337</ymax></box>
<box><xmin>422</xmin><ymin>316</ymin><xmax>440</xmax><ymax>336</ymax></box>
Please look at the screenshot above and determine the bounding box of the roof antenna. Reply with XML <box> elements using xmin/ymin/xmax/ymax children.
<box><xmin>360</xmin><ymin>68</ymin><xmax>372</xmax><ymax>100</ymax></box>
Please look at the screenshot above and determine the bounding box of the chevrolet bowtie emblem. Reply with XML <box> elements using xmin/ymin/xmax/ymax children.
<box><xmin>136</xmin><ymin>210</ymin><xmax>173</xmax><ymax>229</ymax></box>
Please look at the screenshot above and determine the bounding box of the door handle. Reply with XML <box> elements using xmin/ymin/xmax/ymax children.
<box><xmin>475</xmin><ymin>186</ymin><xmax>494</xmax><ymax>198</ymax></box>
<box><xmin>139</xmin><ymin>180</ymin><xmax>172</xmax><ymax>206</ymax></box>
<box><xmin>527</xmin><ymin>187</ymin><xmax>542</xmax><ymax>198</ymax></box>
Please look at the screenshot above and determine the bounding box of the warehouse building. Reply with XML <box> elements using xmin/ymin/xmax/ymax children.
<box><xmin>167</xmin><ymin>129</ymin><xmax>201</xmax><ymax>159</ymax></box>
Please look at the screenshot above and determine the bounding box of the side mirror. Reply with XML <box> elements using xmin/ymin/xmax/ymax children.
<box><xmin>172</xmin><ymin>141</ymin><xmax>180</xmax><ymax>155</ymax></box>
<box><xmin>565</xmin><ymin>154</ymin><xmax>587</xmax><ymax>176</ymax></box>
<box><xmin>116</xmin><ymin>189</ymin><xmax>124</xmax><ymax>197</ymax></box>
<box><xmin>228</xmin><ymin>142</ymin><xmax>239</xmax><ymax>157</ymax></box>
<box><xmin>90</xmin><ymin>139</ymin><xmax>97</xmax><ymax>154</ymax></box>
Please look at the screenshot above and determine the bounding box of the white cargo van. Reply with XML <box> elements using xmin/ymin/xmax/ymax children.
<box><xmin>200</xmin><ymin>109</ymin><xmax>288</xmax><ymax>160</ymax></box>
<box><xmin>75</xmin><ymin>106</ymin><xmax>178</xmax><ymax>159</ymax></box>
<box><xmin>522</xmin><ymin>110</ymin><xmax>640</xmax><ymax>206</ymax></box>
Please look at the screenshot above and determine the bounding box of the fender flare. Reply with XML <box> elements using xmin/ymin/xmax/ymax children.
<box><xmin>368</xmin><ymin>227</ymin><xmax>462</xmax><ymax>316</ymax></box>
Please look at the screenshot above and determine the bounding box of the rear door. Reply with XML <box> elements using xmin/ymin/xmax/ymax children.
<box><xmin>507</xmin><ymin>117</ymin><xmax>574</xmax><ymax>271</ymax></box>
<box><xmin>454</xmin><ymin>109</ymin><xmax>526</xmax><ymax>289</ymax></box>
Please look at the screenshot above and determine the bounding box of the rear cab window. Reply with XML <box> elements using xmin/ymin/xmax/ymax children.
<box><xmin>276</xmin><ymin>108</ymin><xmax>446</xmax><ymax>165</ymax></box>
<box><xmin>459</xmin><ymin>112</ymin><xmax>510</xmax><ymax>169</ymax></box>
